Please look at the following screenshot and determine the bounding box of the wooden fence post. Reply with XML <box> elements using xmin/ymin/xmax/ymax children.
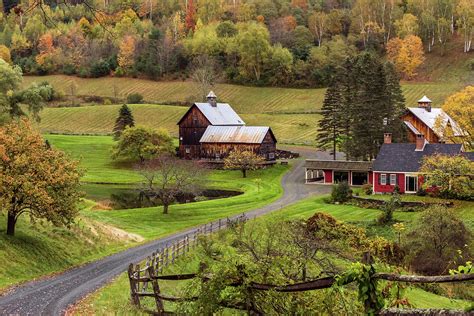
<box><xmin>147</xmin><ymin>265</ymin><xmax>165</xmax><ymax>314</ymax></box>
<box><xmin>218</xmin><ymin>218</ymin><xmax>222</xmax><ymax>230</ymax></box>
<box><xmin>128</xmin><ymin>264</ymin><xmax>140</xmax><ymax>307</ymax></box>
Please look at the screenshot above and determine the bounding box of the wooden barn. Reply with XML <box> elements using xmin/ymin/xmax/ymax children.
<box><xmin>401</xmin><ymin>96</ymin><xmax>465</xmax><ymax>144</ymax></box>
<box><xmin>177</xmin><ymin>91</ymin><xmax>277</xmax><ymax>160</ymax></box>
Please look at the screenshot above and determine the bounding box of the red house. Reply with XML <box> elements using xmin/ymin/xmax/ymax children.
<box><xmin>305</xmin><ymin>133</ymin><xmax>472</xmax><ymax>194</ymax></box>
<box><xmin>371</xmin><ymin>133</ymin><xmax>468</xmax><ymax>194</ymax></box>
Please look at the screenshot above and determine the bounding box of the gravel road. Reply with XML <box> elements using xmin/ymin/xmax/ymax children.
<box><xmin>0</xmin><ymin>151</ymin><xmax>331</xmax><ymax>316</ymax></box>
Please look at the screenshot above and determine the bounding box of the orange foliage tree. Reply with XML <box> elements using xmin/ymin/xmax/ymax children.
<box><xmin>185</xmin><ymin>0</ymin><xmax>196</xmax><ymax>31</ymax></box>
<box><xmin>118</xmin><ymin>35</ymin><xmax>136</xmax><ymax>74</ymax></box>
<box><xmin>0</xmin><ymin>119</ymin><xmax>83</xmax><ymax>236</ymax></box>
<box><xmin>387</xmin><ymin>35</ymin><xmax>425</xmax><ymax>80</ymax></box>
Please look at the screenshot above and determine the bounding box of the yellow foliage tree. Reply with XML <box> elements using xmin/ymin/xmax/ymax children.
<box><xmin>0</xmin><ymin>45</ymin><xmax>11</xmax><ymax>63</ymax></box>
<box><xmin>387</xmin><ymin>35</ymin><xmax>425</xmax><ymax>80</ymax></box>
<box><xmin>440</xmin><ymin>85</ymin><xmax>474</xmax><ymax>149</ymax></box>
<box><xmin>117</xmin><ymin>35</ymin><xmax>136</xmax><ymax>73</ymax></box>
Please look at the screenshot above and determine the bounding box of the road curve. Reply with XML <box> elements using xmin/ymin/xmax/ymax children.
<box><xmin>0</xmin><ymin>156</ymin><xmax>330</xmax><ymax>316</ymax></box>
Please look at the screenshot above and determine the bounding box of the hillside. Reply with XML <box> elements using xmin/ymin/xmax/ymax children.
<box><xmin>28</xmin><ymin>76</ymin><xmax>465</xmax><ymax>145</ymax></box>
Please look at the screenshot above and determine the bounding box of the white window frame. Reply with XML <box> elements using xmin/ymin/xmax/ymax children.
<box><xmin>185</xmin><ymin>147</ymin><xmax>190</xmax><ymax>154</ymax></box>
<box><xmin>268</xmin><ymin>152</ymin><xmax>275</xmax><ymax>159</ymax></box>
<box><xmin>390</xmin><ymin>174</ymin><xmax>396</xmax><ymax>186</ymax></box>
<box><xmin>380</xmin><ymin>174</ymin><xmax>387</xmax><ymax>185</ymax></box>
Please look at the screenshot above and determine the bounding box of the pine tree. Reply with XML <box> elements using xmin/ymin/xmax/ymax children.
<box><xmin>317</xmin><ymin>78</ymin><xmax>343</xmax><ymax>160</ymax></box>
<box><xmin>332</xmin><ymin>52</ymin><xmax>407</xmax><ymax>160</ymax></box>
<box><xmin>113</xmin><ymin>104</ymin><xmax>135</xmax><ymax>140</ymax></box>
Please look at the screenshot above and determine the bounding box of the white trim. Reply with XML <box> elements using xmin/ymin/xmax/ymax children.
<box><xmin>405</xmin><ymin>174</ymin><xmax>418</xmax><ymax>193</ymax></box>
<box><xmin>381</xmin><ymin>174</ymin><xmax>387</xmax><ymax>185</ymax></box>
<box><xmin>390</xmin><ymin>174</ymin><xmax>396</xmax><ymax>186</ymax></box>
<box><xmin>373</xmin><ymin>171</ymin><xmax>406</xmax><ymax>174</ymax></box>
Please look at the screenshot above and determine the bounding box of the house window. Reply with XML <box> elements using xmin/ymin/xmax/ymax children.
<box><xmin>390</xmin><ymin>174</ymin><xmax>396</xmax><ymax>186</ymax></box>
<box><xmin>268</xmin><ymin>152</ymin><xmax>275</xmax><ymax>159</ymax></box>
<box><xmin>380</xmin><ymin>174</ymin><xmax>387</xmax><ymax>185</ymax></box>
<box><xmin>185</xmin><ymin>147</ymin><xmax>190</xmax><ymax>154</ymax></box>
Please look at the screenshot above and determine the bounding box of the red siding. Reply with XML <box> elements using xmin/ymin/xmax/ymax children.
<box><xmin>373</xmin><ymin>172</ymin><xmax>406</xmax><ymax>193</ymax></box>
<box><xmin>368</xmin><ymin>171</ymin><xmax>373</xmax><ymax>185</ymax></box>
<box><xmin>324</xmin><ymin>170</ymin><xmax>333</xmax><ymax>183</ymax></box>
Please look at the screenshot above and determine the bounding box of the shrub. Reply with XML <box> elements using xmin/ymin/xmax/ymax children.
<box><xmin>331</xmin><ymin>181</ymin><xmax>352</xmax><ymax>203</ymax></box>
<box><xmin>393</xmin><ymin>185</ymin><xmax>401</xmax><ymax>194</ymax></box>
<box><xmin>403</xmin><ymin>205</ymin><xmax>472</xmax><ymax>275</ymax></box>
<box><xmin>127</xmin><ymin>93</ymin><xmax>144</xmax><ymax>104</ymax></box>
<box><xmin>90</xmin><ymin>59</ymin><xmax>111</xmax><ymax>78</ymax></box>
<box><xmin>377</xmin><ymin>193</ymin><xmax>400</xmax><ymax>225</ymax></box>
<box><xmin>416</xmin><ymin>187</ymin><xmax>427</xmax><ymax>196</ymax></box>
<box><xmin>362</xmin><ymin>183</ymin><xmax>373</xmax><ymax>195</ymax></box>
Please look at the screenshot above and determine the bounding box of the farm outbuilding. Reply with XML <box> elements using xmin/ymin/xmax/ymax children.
<box><xmin>177</xmin><ymin>91</ymin><xmax>277</xmax><ymax>161</ymax></box>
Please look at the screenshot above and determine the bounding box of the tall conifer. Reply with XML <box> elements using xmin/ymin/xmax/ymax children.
<box><xmin>113</xmin><ymin>104</ymin><xmax>135</xmax><ymax>140</ymax></box>
<box><xmin>317</xmin><ymin>77</ymin><xmax>343</xmax><ymax>160</ymax></box>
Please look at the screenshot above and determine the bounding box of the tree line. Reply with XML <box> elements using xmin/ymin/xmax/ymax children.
<box><xmin>0</xmin><ymin>0</ymin><xmax>471</xmax><ymax>87</ymax></box>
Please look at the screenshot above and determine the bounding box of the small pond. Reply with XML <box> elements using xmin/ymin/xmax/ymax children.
<box><xmin>82</xmin><ymin>183</ymin><xmax>242</xmax><ymax>210</ymax></box>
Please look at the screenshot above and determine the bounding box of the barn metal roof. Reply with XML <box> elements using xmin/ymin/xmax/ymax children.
<box><xmin>200</xmin><ymin>126</ymin><xmax>271</xmax><ymax>144</ymax></box>
<box><xmin>305</xmin><ymin>160</ymin><xmax>373</xmax><ymax>171</ymax></box>
<box><xmin>407</xmin><ymin>107</ymin><xmax>464</xmax><ymax>137</ymax></box>
<box><xmin>195</xmin><ymin>103</ymin><xmax>245</xmax><ymax>126</ymax></box>
<box><xmin>403</xmin><ymin>121</ymin><xmax>422</xmax><ymax>135</ymax></box>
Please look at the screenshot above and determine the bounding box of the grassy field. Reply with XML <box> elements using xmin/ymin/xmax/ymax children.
<box><xmin>26</xmin><ymin>75</ymin><xmax>466</xmax><ymax>145</ymax></box>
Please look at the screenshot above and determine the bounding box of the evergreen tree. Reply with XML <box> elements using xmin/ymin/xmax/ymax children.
<box><xmin>317</xmin><ymin>77</ymin><xmax>344</xmax><ymax>160</ymax></box>
<box><xmin>113</xmin><ymin>104</ymin><xmax>135</xmax><ymax>140</ymax></box>
<box><xmin>318</xmin><ymin>52</ymin><xmax>406</xmax><ymax>161</ymax></box>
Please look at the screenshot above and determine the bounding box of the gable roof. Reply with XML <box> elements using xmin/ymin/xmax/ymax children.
<box><xmin>462</xmin><ymin>152</ymin><xmax>474</xmax><ymax>161</ymax></box>
<box><xmin>418</xmin><ymin>95</ymin><xmax>432</xmax><ymax>103</ymax></box>
<box><xmin>305</xmin><ymin>160</ymin><xmax>372</xmax><ymax>171</ymax></box>
<box><xmin>195</xmin><ymin>102</ymin><xmax>245</xmax><ymax>125</ymax></box>
<box><xmin>200</xmin><ymin>126</ymin><xmax>275</xmax><ymax>144</ymax></box>
<box><xmin>407</xmin><ymin>107</ymin><xmax>464</xmax><ymax>138</ymax></box>
<box><xmin>373</xmin><ymin>143</ymin><xmax>463</xmax><ymax>172</ymax></box>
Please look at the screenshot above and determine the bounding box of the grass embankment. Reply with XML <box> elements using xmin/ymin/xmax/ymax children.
<box><xmin>75</xmin><ymin>195</ymin><xmax>472</xmax><ymax>315</ymax></box>
<box><xmin>0</xmin><ymin>200</ymin><xmax>139</xmax><ymax>291</ymax></box>
<box><xmin>27</xmin><ymin>75</ymin><xmax>465</xmax><ymax>145</ymax></box>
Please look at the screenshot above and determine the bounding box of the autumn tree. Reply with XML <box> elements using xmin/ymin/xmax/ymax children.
<box><xmin>0</xmin><ymin>59</ymin><xmax>51</xmax><ymax>122</ymax></box>
<box><xmin>394</xmin><ymin>13</ymin><xmax>419</xmax><ymax>38</ymax></box>
<box><xmin>112</xmin><ymin>126</ymin><xmax>174</xmax><ymax>162</ymax></box>
<box><xmin>117</xmin><ymin>35</ymin><xmax>136</xmax><ymax>74</ymax></box>
<box><xmin>229</xmin><ymin>22</ymin><xmax>272</xmax><ymax>82</ymax></box>
<box><xmin>439</xmin><ymin>86</ymin><xmax>474</xmax><ymax>149</ymax></box>
<box><xmin>456</xmin><ymin>0</ymin><xmax>474</xmax><ymax>53</ymax></box>
<box><xmin>404</xmin><ymin>206</ymin><xmax>472</xmax><ymax>275</ymax></box>
<box><xmin>138</xmin><ymin>154</ymin><xmax>205</xmax><ymax>214</ymax></box>
<box><xmin>224</xmin><ymin>149</ymin><xmax>264</xmax><ymax>178</ymax></box>
<box><xmin>387</xmin><ymin>35</ymin><xmax>425</xmax><ymax>80</ymax></box>
<box><xmin>420</xmin><ymin>154</ymin><xmax>473</xmax><ymax>199</ymax></box>
<box><xmin>190</xmin><ymin>55</ymin><xmax>220</xmax><ymax>102</ymax></box>
<box><xmin>308</xmin><ymin>11</ymin><xmax>327</xmax><ymax>47</ymax></box>
<box><xmin>185</xmin><ymin>0</ymin><xmax>196</xmax><ymax>31</ymax></box>
<box><xmin>0</xmin><ymin>44</ymin><xmax>11</xmax><ymax>63</ymax></box>
<box><xmin>113</xmin><ymin>104</ymin><xmax>135</xmax><ymax>140</ymax></box>
<box><xmin>0</xmin><ymin>119</ymin><xmax>83</xmax><ymax>236</ymax></box>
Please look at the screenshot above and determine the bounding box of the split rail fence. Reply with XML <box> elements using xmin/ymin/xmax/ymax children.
<box><xmin>128</xmin><ymin>214</ymin><xmax>474</xmax><ymax>315</ymax></box>
<box><xmin>127</xmin><ymin>213</ymin><xmax>248</xmax><ymax>311</ymax></box>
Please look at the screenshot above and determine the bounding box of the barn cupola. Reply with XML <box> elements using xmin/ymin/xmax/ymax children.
<box><xmin>417</xmin><ymin>95</ymin><xmax>432</xmax><ymax>112</ymax></box>
<box><xmin>207</xmin><ymin>91</ymin><xmax>217</xmax><ymax>107</ymax></box>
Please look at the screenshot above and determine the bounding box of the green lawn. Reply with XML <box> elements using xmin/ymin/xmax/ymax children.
<box><xmin>45</xmin><ymin>134</ymin><xmax>142</xmax><ymax>183</ymax></box>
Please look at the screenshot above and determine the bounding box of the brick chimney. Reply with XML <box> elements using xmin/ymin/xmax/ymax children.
<box><xmin>207</xmin><ymin>91</ymin><xmax>217</xmax><ymax>107</ymax></box>
<box><xmin>384</xmin><ymin>133</ymin><xmax>392</xmax><ymax>144</ymax></box>
<box><xmin>417</xmin><ymin>95</ymin><xmax>432</xmax><ymax>112</ymax></box>
<box><xmin>415</xmin><ymin>134</ymin><xmax>425</xmax><ymax>151</ymax></box>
